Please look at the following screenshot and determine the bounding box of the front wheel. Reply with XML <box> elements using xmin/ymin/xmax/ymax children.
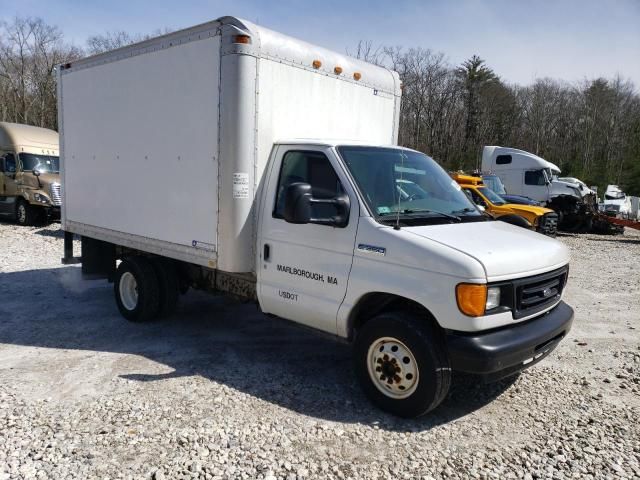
<box><xmin>15</xmin><ymin>200</ymin><xmax>35</xmax><ymax>226</ymax></box>
<box><xmin>353</xmin><ymin>311</ymin><xmax>451</xmax><ymax>418</ymax></box>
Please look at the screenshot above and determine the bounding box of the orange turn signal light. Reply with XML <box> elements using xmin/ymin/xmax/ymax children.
<box><xmin>456</xmin><ymin>283</ymin><xmax>487</xmax><ymax>317</ymax></box>
<box><xmin>312</xmin><ymin>59</ymin><xmax>322</xmax><ymax>69</ymax></box>
<box><xmin>233</xmin><ymin>35</ymin><xmax>251</xmax><ymax>44</ymax></box>
<box><xmin>353</xmin><ymin>72</ymin><xmax>361</xmax><ymax>80</ymax></box>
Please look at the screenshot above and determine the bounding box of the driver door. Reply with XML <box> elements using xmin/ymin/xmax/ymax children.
<box><xmin>522</xmin><ymin>169</ymin><xmax>550</xmax><ymax>203</ymax></box>
<box><xmin>0</xmin><ymin>153</ymin><xmax>18</xmax><ymax>215</ymax></box>
<box><xmin>0</xmin><ymin>153</ymin><xmax>18</xmax><ymax>196</ymax></box>
<box><xmin>257</xmin><ymin>145</ymin><xmax>359</xmax><ymax>335</ymax></box>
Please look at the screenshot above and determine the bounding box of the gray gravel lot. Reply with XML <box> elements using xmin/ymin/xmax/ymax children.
<box><xmin>0</xmin><ymin>221</ymin><xmax>639</xmax><ymax>479</ymax></box>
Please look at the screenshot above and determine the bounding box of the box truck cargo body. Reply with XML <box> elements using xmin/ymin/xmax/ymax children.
<box><xmin>59</xmin><ymin>16</ymin><xmax>401</xmax><ymax>272</ymax></box>
<box><xmin>59</xmin><ymin>17</ymin><xmax>574</xmax><ymax>417</ymax></box>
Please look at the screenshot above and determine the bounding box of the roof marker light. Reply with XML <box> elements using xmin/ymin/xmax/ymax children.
<box><xmin>233</xmin><ymin>35</ymin><xmax>251</xmax><ymax>44</ymax></box>
<box><xmin>353</xmin><ymin>72</ymin><xmax>361</xmax><ymax>80</ymax></box>
<box><xmin>312</xmin><ymin>60</ymin><xmax>322</xmax><ymax>69</ymax></box>
<box><xmin>334</xmin><ymin>66</ymin><xmax>343</xmax><ymax>75</ymax></box>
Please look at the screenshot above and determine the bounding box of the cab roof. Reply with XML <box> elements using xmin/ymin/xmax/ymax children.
<box><xmin>273</xmin><ymin>139</ymin><xmax>414</xmax><ymax>150</ymax></box>
<box><xmin>451</xmin><ymin>173</ymin><xmax>484</xmax><ymax>186</ymax></box>
<box><xmin>0</xmin><ymin>122</ymin><xmax>59</xmax><ymax>150</ymax></box>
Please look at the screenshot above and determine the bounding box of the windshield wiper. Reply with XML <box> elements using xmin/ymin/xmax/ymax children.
<box><xmin>380</xmin><ymin>209</ymin><xmax>461</xmax><ymax>222</ymax></box>
<box><xmin>451</xmin><ymin>207</ymin><xmax>477</xmax><ymax>214</ymax></box>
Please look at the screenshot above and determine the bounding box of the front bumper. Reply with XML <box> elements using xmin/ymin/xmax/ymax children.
<box><xmin>47</xmin><ymin>206</ymin><xmax>61</xmax><ymax>219</ymax></box>
<box><xmin>445</xmin><ymin>301</ymin><xmax>574</xmax><ymax>382</ymax></box>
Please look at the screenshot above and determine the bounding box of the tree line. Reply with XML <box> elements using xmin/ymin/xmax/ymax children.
<box><xmin>2</xmin><ymin>17</ymin><xmax>639</xmax><ymax>195</ymax></box>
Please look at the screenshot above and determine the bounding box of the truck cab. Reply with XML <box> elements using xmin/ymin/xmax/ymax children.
<box><xmin>0</xmin><ymin>122</ymin><xmax>61</xmax><ymax>225</ymax></box>
<box><xmin>253</xmin><ymin>142</ymin><xmax>573</xmax><ymax>416</ymax></box>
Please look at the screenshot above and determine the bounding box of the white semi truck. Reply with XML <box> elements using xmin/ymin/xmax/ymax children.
<box><xmin>58</xmin><ymin>17</ymin><xmax>574</xmax><ymax>417</ymax></box>
<box><xmin>481</xmin><ymin>146</ymin><xmax>613</xmax><ymax>232</ymax></box>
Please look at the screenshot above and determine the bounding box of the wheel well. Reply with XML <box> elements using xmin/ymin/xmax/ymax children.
<box><xmin>496</xmin><ymin>213</ymin><xmax>532</xmax><ymax>228</ymax></box>
<box><xmin>348</xmin><ymin>292</ymin><xmax>438</xmax><ymax>342</ymax></box>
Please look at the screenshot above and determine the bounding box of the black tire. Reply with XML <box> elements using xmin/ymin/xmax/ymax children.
<box><xmin>114</xmin><ymin>257</ymin><xmax>161</xmax><ymax>322</ymax></box>
<box><xmin>151</xmin><ymin>258</ymin><xmax>179</xmax><ymax>317</ymax></box>
<box><xmin>15</xmin><ymin>199</ymin><xmax>35</xmax><ymax>226</ymax></box>
<box><xmin>353</xmin><ymin>311</ymin><xmax>451</xmax><ymax>418</ymax></box>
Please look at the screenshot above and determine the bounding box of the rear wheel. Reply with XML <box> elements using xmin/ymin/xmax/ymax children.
<box><xmin>114</xmin><ymin>257</ymin><xmax>161</xmax><ymax>322</ymax></box>
<box><xmin>353</xmin><ymin>311</ymin><xmax>451</xmax><ymax>418</ymax></box>
<box><xmin>151</xmin><ymin>258</ymin><xmax>179</xmax><ymax>316</ymax></box>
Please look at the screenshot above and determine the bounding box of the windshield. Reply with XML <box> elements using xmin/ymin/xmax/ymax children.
<box><xmin>605</xmin><ymin>193</ymin><xmax>625</xmax><ymax>200</ymax></box>
<box><xmin>482</xmin><ymin>175</ymin><xmax>507</xmax><ymax>195</ymax></box>
<box><xmin>477</xmin><ymin>186</ymin><xmax>506</xmax><ymax>205</ymax></box>
<box><xmin>337</xmin><ymin>146</ymin><xmax>480</xmax><ymax>219</ymax></box>
<box><xmin>544</xmin><ymin>168</ymin><xmax>554</xmax><ymax>184</ymax></box>
<box><xmin>19</xmin><ymin>153</ymin><xmax>59</xmax><ymax>173</ymax></box>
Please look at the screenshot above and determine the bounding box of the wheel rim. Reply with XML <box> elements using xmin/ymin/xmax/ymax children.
<box><xmin>17</xmin><ymin>204</ymin><xmax>26</xmax><ymax>223</ymax></box>
<box><xmin>119</xmin><ymin>272</ymin><xmax>138</xmax><ymax>311</ymax></box>
<box><xmin>367</xmin><ymin>337</ymin><xmax>419</xmax><ymax>399</ymax></box>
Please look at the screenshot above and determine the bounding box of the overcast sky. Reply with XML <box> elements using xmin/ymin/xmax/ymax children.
<box><xmin>2</xmin><ymin>0</ymin><xmax>639</xmax><ymax>87</ymax></box>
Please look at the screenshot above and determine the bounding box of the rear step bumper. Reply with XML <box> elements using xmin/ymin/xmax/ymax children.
<box><xmin>445</xmin><ymin>301</ymin><xmax>574</xmax><ymax>382</ymax></box>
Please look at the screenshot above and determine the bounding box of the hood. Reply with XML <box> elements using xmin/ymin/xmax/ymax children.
<box><xmin>551</xmin><ymin>180</ymin><xmax>582</xmax><ymax>199</ymax></box>
<box><xmin>404</xmin><ymin>220</ymin><xmax>569</xmax><ymax>281</ymax></box>
<box><xmin>22</xmin><ymin>172</ymin><xmax>60</xmax><ymax>190</ymax></box>
<box><xmin>504</xmin><ymin>204</ymin><xmax>553</xmax><ymax>216</ymax></box>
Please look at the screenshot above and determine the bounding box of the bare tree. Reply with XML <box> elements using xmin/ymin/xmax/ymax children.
<box><xmin>347</xmin><ymin>40</ymin><xmax>384</xmax><ymax>65</ymax></box>
<box><xmin>86</xmin><ymin>28</ymin><xmax>172</xmax><ymax>55</ymax></box>
<box><xmin>0</xmin><ymin>17</ymin><xmax>80</xmax><ymax>128</ymax></box>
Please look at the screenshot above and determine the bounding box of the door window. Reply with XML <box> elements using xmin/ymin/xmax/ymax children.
<box><xmin>273</xmin><ymin>150</ymin><xmax>344</xmax><ymax>220</ymax></box>
<box><xmin>468</xmin><ymin>189</ymin><xmax>487</xmax><ymax>207</ymax></box>
<box><xmin>525</xmin><ymin>170</ymin><xmax>546</xmax><ymax>186</ymax></box>
<box><xmin>2</xmin><ymin>153</ymin><xmax>16</xmax><ymax>173</ymax></box>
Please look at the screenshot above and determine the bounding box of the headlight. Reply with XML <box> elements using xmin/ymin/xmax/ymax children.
<box><xmin>486</xmin><ymin>287</ymin><xmax>501</xmax><ymax>311</ymax></box>
<box><xmin>33</xmin><ymin>193</ymin><xmax>50</xmax><ymax>204</ymax></box>
<box><xmin>456</xmin><ymin>283</ymin><xmax>487</xmax><ymax>317</ymax></box>
<box><xmin>456</xmin><ymin>284</ymin><xmax>502</xmax><ymax>317</ymax></box>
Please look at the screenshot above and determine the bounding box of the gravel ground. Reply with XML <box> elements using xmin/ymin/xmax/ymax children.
<box><xmin>0</xmin><ymin>221</ymin><xmax>639</xmax><ymax>479</ymax></box>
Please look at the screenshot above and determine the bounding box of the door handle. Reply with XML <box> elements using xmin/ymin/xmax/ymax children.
<box><xmin>263</xmin><ymin>243</ymin><xmax>270</xmax><ymax>261</ymax></box>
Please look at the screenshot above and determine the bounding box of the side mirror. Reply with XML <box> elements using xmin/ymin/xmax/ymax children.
<box><xmin>283</xmin><ymin>182</ymin><xmax>350</xmax><ymax>228</ymax></box>
<box><xmin>284</xmin><ymin>183</ymin><xmax>313</xmax><ymax>224</ymax></box>
<box><xmin>33</xmin><ymin>169</ymin><xmax>41</xmax><ymax>177</ymax></box>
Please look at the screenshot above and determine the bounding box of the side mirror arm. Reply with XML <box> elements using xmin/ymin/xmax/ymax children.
<box><xmin>32</xmin><ymin>170</ymin><xmax>42</xmax><ymax>188</ymax></box>
<box><xmin>308</xmin><ymin>196</ymin><xmax>350</xmax><ymax>228</ymax></box>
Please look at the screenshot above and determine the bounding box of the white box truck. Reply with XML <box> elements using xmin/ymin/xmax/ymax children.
<box><xmin>58</xmin><ymin>16</ymin><xmax>574</xmax><ymax>417</ymax></box>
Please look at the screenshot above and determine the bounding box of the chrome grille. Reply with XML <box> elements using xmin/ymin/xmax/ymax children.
<box><xmin>50</xmin><ymin>183</ymin><xmax>62</xmax><ymax>206</ymax></box>
<box><xmin>513</xmin><ymin>267</ymin><xmax>568</xmax><ymax>319</ymax></box>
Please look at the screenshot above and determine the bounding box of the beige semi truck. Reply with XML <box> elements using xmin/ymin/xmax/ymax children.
<box><xmin>0</xmin><ymin>122</ymin><xmax>61</xmax><ymax>225</ymax></box>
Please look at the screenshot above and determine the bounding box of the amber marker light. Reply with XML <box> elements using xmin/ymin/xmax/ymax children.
<box><xmin>312</xmin><ymin>60</ymin><xmax>322</xmax><ymax>69</ymax></box>
<box><xmin>233</xmin><ymin>35</ymin><xmax>251</xmax><ymax>44</ymax></box>
<box><xmin>334</xmin><ymin>66</ymin><xmax>343</xmax><ymax>75</ymax></box>
<box><xmin>456</xmin><ymin>283</ymin><xmax>487</xmax><ymax>317</ymax></box>
<box><xmin>353</xmin><ymin>72</ymin><xmax>362</xmax><ymax>80</ymax></box>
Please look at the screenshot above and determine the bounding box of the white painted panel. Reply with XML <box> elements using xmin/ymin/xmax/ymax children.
<box><xmin>61</xmin><ymin>36</ymin><xmax>220</xmax><ymax>252</ymax></box>
<box><xmin>256</xmin><ymin>59</ymin><xmax>398</xmax><ymax>183</ymax></box>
